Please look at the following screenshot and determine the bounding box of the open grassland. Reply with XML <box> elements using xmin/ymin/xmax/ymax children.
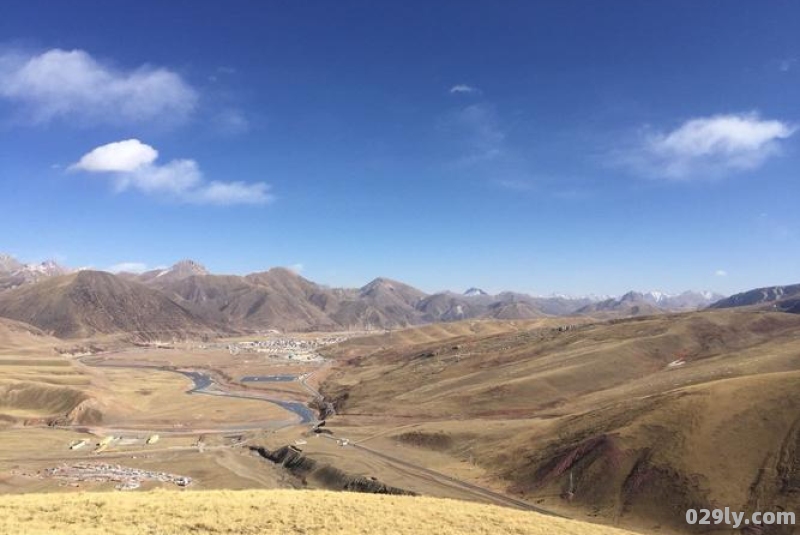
<box><xmin>0</xmin><ymin>489</ymin><xmax>639</xmax><ymax>535</ymax></box>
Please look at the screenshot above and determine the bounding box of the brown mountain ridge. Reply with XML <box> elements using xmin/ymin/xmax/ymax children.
<box><xmin>0</xmin><ymin>257</ymin><xmax>730</xmax><ymax>339</ymax></box>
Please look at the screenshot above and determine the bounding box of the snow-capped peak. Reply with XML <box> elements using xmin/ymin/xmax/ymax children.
<box><xmin>26</xmin><ymin>260</ymin><xmax>63</xmax><ymax>274</ymax></box>
<box><xmin>644</xmin><ymin>290</ymin><xmax>671</xmax><ymax>303</ymax></box>
<box><xmin>0</xmin><ymin>253</ymin><xmax>23</xmax><ymax>273</ymax></box>
<box><xmin>464</xmin><ymin>287</ymin><xmax>488</xmax><ymax>297</ymax></box>
<box><xmin>17</xmin><ymin>260</ymin><xmax>70</xmax><ymax>277</ymax></box>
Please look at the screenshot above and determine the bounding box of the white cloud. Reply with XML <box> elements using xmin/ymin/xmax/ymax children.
<box><xmin>108</xmin><ymin>262</ymin><xmax>149</xmax><ymax>274</ymax></box>
<box><xmin>450</xmin><ymin>84</ymin><xmax>480</xmax><ymax>95</ymax></box>
<box><xmin>0</xmin><ymin>48</ymin><xmax>197</xmax><ymax>125</ymax></box>
<box><xmin>71</xmin><ymin>139</ymin><xmax>158</xmax><ymax>172</ymax></box>
<box><xmin>623</xmin><ymin>112</ymin><xmax>795</xmax><ymax>180</ymax></box>
<box><xmin>715</xmin><ymin>270</ymin><xmax>728</xmax><ymax>277</ymax></box>
<box><xmin>72</xmin><ymin>139</ymin><xmax>273</xmax><ymax>206</ymax></box>
<box><xmin>287</xmin><ymin>263</ymin><xmax>304</xmax><ymax>274</ymax></box>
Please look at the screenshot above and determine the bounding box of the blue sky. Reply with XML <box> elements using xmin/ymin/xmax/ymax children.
<box><xmin>1</xmin><ymin>1</ymin><xmax>799</xmax><ymax>296</ymax></box>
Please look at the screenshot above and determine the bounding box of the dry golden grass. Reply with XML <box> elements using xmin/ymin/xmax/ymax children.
<box><xmin>0</xmin><ymin>318</ymin><xmax>91</xmax><ymax>421</ymax></box>
<box><xmin>0</xmin><ymin>318</ymin><xmax>60</xmax><ymax>356</ymax></box>
<box><xmin>320</xmin><ymin>310</ymin><xmax>800</xmax><ymax>533</ymax></box>
<box><xmin>322</xmin><ymin>318</ymin><xmax>577</xmax><ymax>362</ymax></box>
<box><xmin>0</xmin><ymin>489</ymin><xmax>639</xmax><ymax>535</ymax></box>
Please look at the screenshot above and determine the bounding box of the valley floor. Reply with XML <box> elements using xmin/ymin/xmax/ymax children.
<box><xmin>4</xmin><ymin>312</ymin><xmax>800</xmax><ymax>535</ymax></box>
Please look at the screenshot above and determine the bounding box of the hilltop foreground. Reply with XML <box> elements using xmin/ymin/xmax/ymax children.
<box><xmin>0</xmin><ymin>489</ymin><xmax>638</xmax><ymax>535</ymax></box>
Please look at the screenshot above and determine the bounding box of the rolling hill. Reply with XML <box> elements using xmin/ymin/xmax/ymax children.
<box><xmin>0</xmin><ymin>317</ymin><xmax>96</xmax><ymax>427</ymax></box>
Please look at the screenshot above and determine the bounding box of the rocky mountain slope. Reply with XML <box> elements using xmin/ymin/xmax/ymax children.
<box><xmin>0</xmin><ymin>270</ymin><xmax>212</xmax><ymax>339</ymax></box>
<box><xmin>710</xmin><ymin>283</ymin><xmax>800</xmax><ymax>311</ymax></box>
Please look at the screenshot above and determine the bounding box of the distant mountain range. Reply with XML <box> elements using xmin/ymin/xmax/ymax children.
<box><xmin>0</xmin><ymin>254</ymin><xmax>729</xmax><ymax>339</ymax></box>
<box><xmin>577</xmin><ymin>290</ymin><xmax>726</xmax><ymax>317</ymax></box>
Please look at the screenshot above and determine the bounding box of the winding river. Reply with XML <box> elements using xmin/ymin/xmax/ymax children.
<box><xmin>173</xmin><ymin>369</ymin><xmax>316</xmax><ymax>423</ymax></box>
<box><xmin>80</xmin><ymin>356</ymin><xmax>317</xmax><ymax>427</ymax></box>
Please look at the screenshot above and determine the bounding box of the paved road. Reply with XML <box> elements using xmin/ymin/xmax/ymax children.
<box><xmin>318</xmin><ymin>433</ymin><xmax>563</xmax><ymax>516</ymax></box>
<box><xmin>352</xmin><ymin>442</ymin><xmax>563</xmax><ymax>516</ymax></box>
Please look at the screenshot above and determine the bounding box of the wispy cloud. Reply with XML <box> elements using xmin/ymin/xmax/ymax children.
<box><xmin>757</xmin><ymin>212</ymin><xmax>793</xmax><ymax>241</ymax></box>
<box><xmin>496</xmin><ymin>179</ymin><xmax>534</xmax><ymax>192</ymax></box>
<box><xmin>208</xmin><ymin>65</ymin><xmax>237</xmax><ymax>83</ymax></box>
<box><xmin>715</xmin><ymin>269</ymin><xmax>728</xmax><ymax>277</ymax></box>
<box><xmin>214</xmin><ymin>108</ymin><xmax>250</xmax><ymax>135</ymax></box>
<box><xmin>450</xmin><ymin>84</ymin><xmax>481</xmax><ymax>95</ymax></box>
<box><xmin>0</xmin><ymin>48</ymin><xmax>197</xmax><ymax>126</ymax></box>
<box><xmin>496</xmin><ymin>178</ymin><xmax>593</xmax><ymax>201</ymax></box>
<box><xmin>108</xmin><ymin>262</ymin><xmax>150</xmax><ymax>274</ymax></box>
<box><xmin>287</xmin><ymin>263</ymin><xmax>304</xmax><ymax>274</ymax></box>
<box><xmin>777</xmin><ymin>58</ymin><xmax>796</xmax><ymax>72</ymax></box>
<box><xmin>441</xmin><ymin>103</ymin><xmax>506</xmax><ymax>165</ymax></box>
<box><xmin>71</xmin><ymin>139</ymin><xmax>273</xmax><ymax>206</ymax></box>
<box><xmin>190</xmin><ymin>180</ymin><xmax>272</xmax><ymax>205</ymax></box>
<box><xmin>619</xmin><ymin>112</ymin><xmax>795</xmax><ymax>180</ymax></box>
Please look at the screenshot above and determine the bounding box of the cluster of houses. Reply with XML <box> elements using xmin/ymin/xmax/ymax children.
<box><xmin>40</xmin><ymin>462</ymin><xmax>192</xmax><ymax>490</ymax></box>
<box><xmin>223</xmin><ymin>336</ymin><xmax>348</xmax><ymax>359</ymax></box>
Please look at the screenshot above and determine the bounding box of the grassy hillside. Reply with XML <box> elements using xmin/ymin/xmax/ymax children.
<box><xmin>320</xmin><ymin>310</ymin><xmax>800</xmax><ymax>532</ymax></box>
<box><xmin>0</xmin><ymin>489</ymin><xmax>639</xmax><ymax>535</ymax></box>
<box><xmin>322</xmin><ymin>317</ymin><xmax>577</xmax><ymax>361</ymax></box>
<box><xmin>0</xmin><ymin>318</ymin><xmax>92</xmax><ymax>425</ymax></box>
